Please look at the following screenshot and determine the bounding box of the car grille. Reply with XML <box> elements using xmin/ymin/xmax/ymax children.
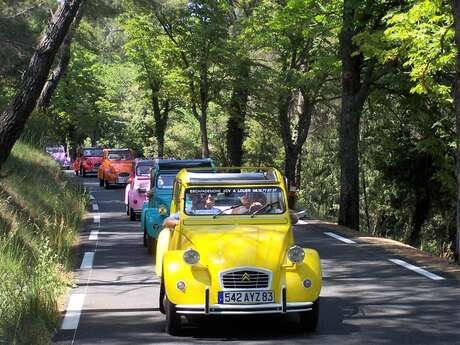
<box><xmin>118</xmin><ymin>172</ymin><xmax>130</xmax><ymax>177</ymax></box>
<box><xmin>221</xmin><ymin>269</ymin><xmax>270</xmax><ymax>289</ymax></box>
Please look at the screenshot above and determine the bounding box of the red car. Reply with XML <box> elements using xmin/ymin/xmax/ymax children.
<box><xmin>73</xmin><ymin>147</ymin><xmax>104</xmax><ymax>177</ymax></box>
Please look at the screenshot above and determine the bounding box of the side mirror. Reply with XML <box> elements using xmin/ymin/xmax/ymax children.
<box><xmin>289</xmin><ymin>209</ymin><xmax>306</xmax><ymax>225</ymax></box>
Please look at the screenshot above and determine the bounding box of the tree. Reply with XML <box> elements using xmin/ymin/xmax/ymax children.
<box><xmin>124</xmin><ymin>15</ymin><xmax>185</xmax><ymax>157</ymax></box>
<box><xmin>37</xmin><ymin>6</ymin><xmax>84</xmax><ymax>111</ymax></box>
<box><xmin>454</xmin><ymin>0</ymin><xmax>460</xmax><ymax>262</ymax></box>
<box><xmin>0</xmin><ymin>0</ymin><xmax>83</xmax><ymax>170</ymax></box>
<box><xmin>244</xmin><ymin>0</ymin><xmax>340</xmax><ymax>207</ymax></box>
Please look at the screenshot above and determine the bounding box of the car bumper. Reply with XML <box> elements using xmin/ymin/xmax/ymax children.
<box><xmin>175</xmin><ymin>286</ymin><xmax>313</xmax><ymax>315</ymax></box>
<box><xmin>176</xmin><ymin>302</ymin><xmax>313</xmax><ymax>315</ymax></box>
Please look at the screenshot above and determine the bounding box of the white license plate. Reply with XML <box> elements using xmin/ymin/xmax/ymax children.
<box><xmin>218</xmin><ymin>290</ymin><xmax>274</xmax><ymax>304</ymax></box>
<box><xmin>117</xmin><ymin>177</ymin><xmax>128</xmax><ymax>183</ymax></box>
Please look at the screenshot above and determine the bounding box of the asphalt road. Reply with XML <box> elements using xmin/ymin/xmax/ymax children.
<box><xmin>54</xmin><ymin>175</ymin><xmax>460</xmax><ymax>345</ymax></box>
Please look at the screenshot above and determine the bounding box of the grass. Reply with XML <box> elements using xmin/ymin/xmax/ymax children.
<box><xmin>0</xmin><ymin>141</ymin><xmax>86</xmax><ymax>345</ymax></box>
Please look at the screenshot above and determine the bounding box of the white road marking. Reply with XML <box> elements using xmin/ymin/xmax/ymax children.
<box><xmin>389</xmin><ymin>259</ymin><xmax>445</xmax><ymax>281</ymax></box>
<box><xmin>61</xmin><ymin>293</ymin><xmax>85</xmax><ymax>330</ymax></box>
<box><xmin>91</xmin><ymin>203</ymin><xmax>99</xmax><ymax>211</ymax></box>
<box><xmin>88</xmin><ymin>230</ymin><xmax>99</xmax><ymax>241</ymax></box>
<box><xmin>80</xmin><ymin>252</ymin><xmax>95</xmax><ymax>269</ymax></box>
<box><xmin>324</xmin><ymin>232</ymin><xmax>356</xmax><ymax>244</ymax></box>
<box><xmin>93</xmin><ymin>215</ymin><xmax>100</xmax><ymax>224</ymax></box>
<box><xmin>89</xmin><ymin>194</ymin><xmax>95</xmax><ymax>200</ymax></box>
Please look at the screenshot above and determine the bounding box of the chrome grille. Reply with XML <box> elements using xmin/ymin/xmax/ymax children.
<box><xmin>221</xmin><ymin>269</ymin><xmax>270</xmax><ymax>289</ymax></box>
<box><xmin>118</xmin><ymin>172</ymin><xmax>130</xmax><ymax>177</ymax></box>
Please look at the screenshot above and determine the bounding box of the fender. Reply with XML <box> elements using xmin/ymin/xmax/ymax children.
<box><xmin>155</xmin><ymin>228</ymin><xmax>172</xmax><ymax>277</ymax></box>
<box><xmin>145</xmin><ymin>207</ymin><xmax>167</xmax><ymax>238</ymax></box>
<box><xmin>284</xmin><ymin>248</ymin><xmax>322</xmax><ymax>303</ymax></box>
<box><xmin>124</xmin><ymin>183</ymin><xmax>131</xmax><ymax>206</ymax></box>
<box><xmin>162</xmin><ymin>250</ymin><xmax>210</xmax><ymax>306</ymax></box>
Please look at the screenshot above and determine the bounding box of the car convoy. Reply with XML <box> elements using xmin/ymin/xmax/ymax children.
<box><xmin>63</xmin><ymin>146</ymin><xmax>322</xmax><ymax>335</ymax></box>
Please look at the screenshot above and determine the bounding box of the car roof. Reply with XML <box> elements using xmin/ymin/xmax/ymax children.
<box><xmin>136</xmin><ymin>159</ymin><xmax>155</xmax><ymax>166</ymax></box>
<box><xmin>154</xmin><ymin>159</ymin><xmax>214</xmax><ymax>171</ymax></box>
<box><xmin>179</xmin><ymin>168</ymin><xmax>282</xmax><ymax>186</ymax></box>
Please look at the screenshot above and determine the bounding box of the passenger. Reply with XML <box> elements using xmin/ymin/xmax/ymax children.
<box><xmin>232</xmin><ymin>192</ymin><xmax>267</xmax><ymax>214</ymax></box>
<box><xmin>248</xmin><ymin>192</ymin><xmax>267</xmax><ymax>213</ymax></box>
<box><xmin>232</xmin><ymin>193</ymin><xmax>251</xmax><ymax>214</ymax></box>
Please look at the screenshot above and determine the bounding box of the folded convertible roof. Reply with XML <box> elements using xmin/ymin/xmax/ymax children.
<box><xmin>185</xmin><ymin>169</ymin><xmax>279</xmax><ymax>185</ymax></box>
<box><xmin>156</xmin><ymin>159</ymin><xmax>214</xmax><ymax>171</ymax></box>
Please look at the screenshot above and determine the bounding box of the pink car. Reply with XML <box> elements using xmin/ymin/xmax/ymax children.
<box><xmin>125</xmin><ymin>160</ymin><xmax>154</xmax><ymax>221</ymax></box>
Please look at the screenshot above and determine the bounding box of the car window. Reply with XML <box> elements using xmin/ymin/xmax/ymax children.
<box><xmin>107</xmin><ymin>151</ymin><xmax>131</xmax><ymax>160</ymax></box>
<box><xmin>83</xmin><ymin>149</ymin><xmax>103</xmax><ymax>157</ymax></box>
<box><xmin>156</xmin><ymin>174</ymin><xmax>175</xmax><ymax>189</ymax></box>
<box><xmin>184</xmin><ymin>187</ymin><xmax>286</xmax><ymax>216</ymax></box>
<box><xmin>136</xmin><ymin>165</ymin><xmax>153</xmax><ymax>176</ymax></box>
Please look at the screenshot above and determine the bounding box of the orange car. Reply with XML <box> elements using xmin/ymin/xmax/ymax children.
<box><xmin>97</xmin><ymin>148</ymin><xmax>134</xmax><ymax>188</ymax></box>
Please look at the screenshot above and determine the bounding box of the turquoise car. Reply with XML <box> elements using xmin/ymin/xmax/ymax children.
<box><xmin>140</xmin><ymin>159</ymin><xmax>215</xmax><ymax>254</ymax></box>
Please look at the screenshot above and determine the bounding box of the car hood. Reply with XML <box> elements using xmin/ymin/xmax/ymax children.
<box><xmin>183</xmin><ymin>225</ymin><xmax>292</xmax><ymax>271</ymax></box>
<box><xmin>108</xmin><ymin>161</ymin><xmax>132</xmax><ymax>172</ymax></box>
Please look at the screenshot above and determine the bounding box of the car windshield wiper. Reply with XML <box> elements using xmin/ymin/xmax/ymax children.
<box><xmin>250</xmin><ymin>201</ymin><xmax>279</xmax><ymax>218</ymax></box>
<box><xmin>212</xmin><ymin>205</ymin><xmax>240</xmax><ymax>218</ymax></box>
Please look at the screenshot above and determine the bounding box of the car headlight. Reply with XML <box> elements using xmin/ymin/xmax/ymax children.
<box><xmin>287</xmin><ymin>245</ymin><xmax>305</xmax><ymax>264</ymax></box>
<box><xmin>158</xmin><ymin>204</ymin><xmax>168</xmax><ymax>215</ymax></box>
<box><xmin>183</xmin><ymin>248</ymin><xmax>200</xmax><ymax>265</ymax></box>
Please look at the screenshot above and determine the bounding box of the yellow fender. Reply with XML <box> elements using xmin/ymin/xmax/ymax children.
<box><xmin>155</xmin><ymin>227</ymin><xmax>171</xmax><ymax>277</ymax></box>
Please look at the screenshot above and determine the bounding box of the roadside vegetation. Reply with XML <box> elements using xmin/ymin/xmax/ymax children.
<box><xmin>0</xmin><ymin>141</ymin><xmax>86</xmax><ymax>344</ymax></box>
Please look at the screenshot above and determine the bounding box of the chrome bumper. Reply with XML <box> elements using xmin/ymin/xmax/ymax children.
<box><xmin>175</xmin><ymin>302</ymin><xmax>313</xmax><ymax>315</ymax></box>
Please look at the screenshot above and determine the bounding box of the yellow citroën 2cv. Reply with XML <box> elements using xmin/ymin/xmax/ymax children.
<box><xmin>155</xmin><ymin>168</ymin><xmax>322</xmax><ymax>335</ymax></box>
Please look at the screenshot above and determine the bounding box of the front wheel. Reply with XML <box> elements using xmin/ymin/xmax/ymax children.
<box><xmin>129</xmin><ymin>208</ymin><xmax>136</xmax><ymax>221</ymax></box>
<box><xmin>159</xmin><ymin>277</ymin><xmax>165</xmax><ymax>314</ymax></box>
<box><xmin>165</xmin><ymin>296</ymin><xmax>181</xmax><ymax>335</ymax></box>
<box><xmin>104</xmin><ymin>179</ymin><xmax>110</xmax><ymax>189</ymax></box>
<box><xmin>299</xmin><ymin>298</ymin><xmax>320</xmax><ymax>332</ymax></box>
<box><xmin>146</xmin><ymin>232</ymin><xmax>156</xmax><ymax>256</ymax></box>
<box><xmin>143</xmin><ymin>228</ymin><xmax>147</xmax><ymax>247</ymax></box>
<box><xmin>81</xmin><ymin>168</ymin><xmax>86</xmax><ymax>177</ymax></box>
<box><xmin>99</xmin><ymin>177</ymin><xmax>104</xmax><ymax>187</ymax></box>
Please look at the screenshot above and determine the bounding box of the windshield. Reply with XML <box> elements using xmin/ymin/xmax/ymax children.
<box><xmin>107</xmin><ymin>150</ymin><xmax>132</xmax><ymax>161</ymax></box>
<box><xmin>82</xmin><ymin>148</ymin><xmax>103</xmax><ymax>157</ymax></box>
<box><xmin>184</xmin><ymin>187</ymin><xmax>286</xmax><ymax>216</ymax></box>
<box><xmin>156</xmin><ymin>174</ymin><xmax>175</xmax><ymax>189</ymax></box>
<box><xmin>136</xmin><ymin>165</ymin><xmax>153</xmax><ymax>176</ymax></box>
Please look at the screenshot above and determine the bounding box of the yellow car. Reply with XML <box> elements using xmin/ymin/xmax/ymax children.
<box><xmin>156</xmin><ymin>168</ymin><xmax>321</xmax><ymax>335</ymax></box>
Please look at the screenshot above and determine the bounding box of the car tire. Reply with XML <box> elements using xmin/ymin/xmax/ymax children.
<box><xmin>81</xmin><ymin>168</ymin><xmax>86</xmax><ymax>177</ymax></box>
<box><xmin>75</xmin><ymin>170</ymin><xmax>79</xmax><ymax>176</ymax></box>
<box><xmin>299</xmin><ymin>298</ymin><xmax>320</xmax><ymax>332</ymax></box>
<box><xmin>143</xmin><ymin>228</ymin><xmax>147</xmax><ymax>247</ymax></box>
<box><xmin>104</xmin><ymin>179</ymin><xmax>110</xmax><ymax>189</ymax></box>
<box><xmin>129</xmin><ymin>208</ymin><xmax>135</xmax><ymax>221</ymax></box>
<box><xmin>146</xmin><ymin>232</ymin><xmax>157</xmax><ymax>256</ymax></box>
<box><xmin>99</xmin><ymin>178</ymin><xmax>104</xmax><ymax>187</ymax></box>
<box><xmin>126</xmin><ymin>205</ymin><xmax>129</xmax><ymax>216</ymax></box>
<box><xmin>165</xmin><ymin>295</ymin><xmax>181</xmax><ymax>335</ymax></box>
<box><xmin>159</xmin><ymin>276</ymin><xmax>166</xmax><ymax>314</ymax></box>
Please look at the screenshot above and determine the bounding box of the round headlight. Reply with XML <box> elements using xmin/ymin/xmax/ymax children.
<box><xmin>183</xmin><ymin>248</ymin><xmax>200</xmax><ymax>265</ymax></box>
<box><xmin>287</xmin><ymin>245</ymin><xmax>305</xmax><ymax>264</ymax></box>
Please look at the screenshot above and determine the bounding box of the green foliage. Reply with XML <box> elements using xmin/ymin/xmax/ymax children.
<box><xmin>0</xmin><ymin>142</ymin><xmax>86</xmax><ymax>344</ymax></box>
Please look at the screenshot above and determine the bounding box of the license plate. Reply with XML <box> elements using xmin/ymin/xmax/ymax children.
<box><xmin>118</xmin><ymin>177</ymin><xmax>128</xmax><ymax>183</ymax></box>
<box><xmin>218</xmin><ymin>290</ymin><xmax>274</xmax><ymax>304</ymax></box>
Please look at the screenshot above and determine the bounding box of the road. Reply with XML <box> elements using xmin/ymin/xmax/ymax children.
<box><xmin>54</xmin><ymin>175</ymin><xmax>460</xmax><ymax>345</ymax></box>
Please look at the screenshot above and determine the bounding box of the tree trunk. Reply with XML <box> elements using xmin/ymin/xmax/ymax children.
<box><xmin>408</xmin><ymin>193</ymin><xmax>430</xmax><ymax>246</ymax></box>
<box><xmin>0</xmin><ymin>0</ymin><xmax>83</xmax><ymax>170</ymax></box>
<box><xmin>199</xmin><ymin>61</ymin><xmax>210</xmax><ymax>158</ymax></box>
<box><xmin>37</xmin><ymin>5</ymin><xmax>84</xmax><ymax>111</ymax></box>
<box><xmin>226</xmin><ymin>62</ymin><xmax>249</xmax><ymax>166</ymax></box>
<box><xmin>278</xmin><ymin>90</ymin><xmax>312</xmax><ymax>209</ymax></box>
<box><xmin>454</xmin><ymin>0</ymin><xmax>460</xmax><ymax>263</ymax></box>
<box><xmin>338</xmin><ymin>0</ymin><xmax>371</xmax><ymax>231</ymax></box>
